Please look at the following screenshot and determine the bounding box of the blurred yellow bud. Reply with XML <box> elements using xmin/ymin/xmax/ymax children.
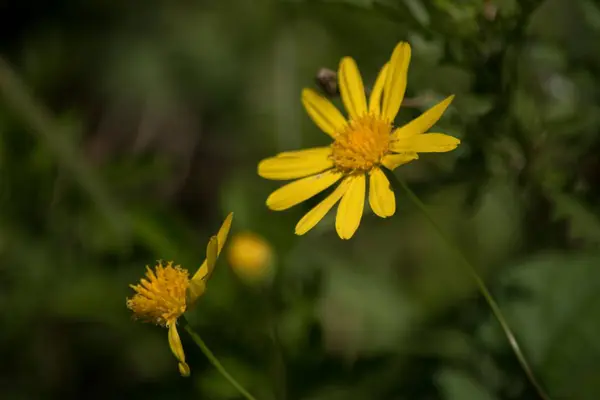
<box><xmin>227</xmin><ymin>231</ymin><xmax>274</xmax><ymax>283</ymax></box>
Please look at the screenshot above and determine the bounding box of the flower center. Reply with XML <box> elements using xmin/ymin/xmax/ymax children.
<box><xmin>127</xmin><ymin>261</ymin><xmax>190</xmax><ymax>327</ymax></box>
<box><xmin>331</xmin><ymin>114</ymin><xmax>392</xmax><ymax>173</ymax></box>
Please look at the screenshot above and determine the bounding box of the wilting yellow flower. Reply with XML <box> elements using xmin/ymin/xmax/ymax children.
<box><xmin>258</xmin><ymin>42</ymin><xmax>459</xmax><ymax>239</ymax></box>
<box><xmin>228</xmin><ymin>231</ymin><xmax>274</xmax><ymax>283</ymax></box>
<box><xmin>126</xmin><ymin>213</ymin><xmax>233</xmax><ymax>376</ymax></box>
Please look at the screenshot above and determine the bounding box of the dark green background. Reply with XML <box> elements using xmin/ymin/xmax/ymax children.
<box><xmin>1</xmin><ymin>0</ymin><xmax>599</xmax><ymax>399</ymax></box>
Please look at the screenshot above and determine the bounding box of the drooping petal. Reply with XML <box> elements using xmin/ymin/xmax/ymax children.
<box><xmin>189</xmin><ymin>236</ymin><xmax>217</xmax><ymax>300</ymax></box>
<box><xmin>258</xmin><ymin>147</ymin><xmax>333</xmax><ymax>180</ymax></box>
<box><xmin>390</xmin><ymin>133</ymin><xmax>461</xmax><ymax>153</ymax></box>
<box><xmin>295</xmin><ymin>177</ymin><xmax>352</xmax><ymax>235</ymax></box>
<box><xmin>391</xmin><ymin>95</ymin><xmax>455</xmax><ymax>140</ymax></box>
<box><xmin>266</xmin><ymin>170</ymin><xmax>343</xmax><ymax>211</ymax></box>
<box><xmin>368</xmin><ymin>168</ymin><xmax>395</xmax><ymax>217</ymax></box>
<box><xmin>381</xmin><ymin>152</ymin><xmax>419</xmax><ymax>170</ymax></box>
<box><xmin>368</xmin><ymin>62</ymin><xmax>389</xmax><ymax>117</ymax></box>
<box><xmin>301</xmin><ymin>88</ymin><xmax>347</xmax><ymax>138</ymax></box>
<box><xmin>168</xmin><ymin>324</ymin><xmax>190</xmax><ymax>377</ymax></box>
<box><xmin>335</xmin><ymin>174</ymin><xmax>366</xmax><ymax>240</ymax></box>
<box><xmin>338</xmin><ymin>57</ymin><xmax>367</xmax><ymax>120</ymax></box>
<box><xmin>381</xmin><ymin>42</ymin><xmax>411</xmax><ymax>122</ymax></box>
<box><xmin>178</xmin><ymin>361</ymin><xmax>190</xmax><ymax>377</ymax></box>
<box><xmin>192</xmin><ymin>213</ymin><xmax>233</xmax><ymax>282</ymax></box>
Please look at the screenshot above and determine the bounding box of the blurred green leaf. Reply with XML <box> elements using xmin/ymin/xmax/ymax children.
<box><xmin>549</xmin><ymin>191</ymin><xmax>600</xmax><ymax>247</ymax></box>
<box><xmin>581</xmin><ymin>0</ymin><xmax>600</xmax><ymax>28</ymax></box>
<box><xmin>325</xmin><ymin>0</ymin><xmax>374</xmax><ymax>7</ymax></box>
<box><xmin>456</xmin><ymin>95</ymin><xmax>495</xmax><ymax>119</ymax></box>
<box><xmin>318</xmin><ymin>263</ymin><xmax>413</xmax><ymax>356</ymax></box>
<box><xmin>403</xmin><ymin>0</ymin><xmax>430</xmax><ymax>26</ymax></box>
<box><xmin>196</xmin><ymin>356</ymin><xmax>267</xmax><ymax>399</ymax></box>
<box><xmin>437</xmin><ymin>369</ymin><xmax>498</xmax><ymax>400</ymax></box>
<box><xmin>483</xmin><ymin>253</ymin><xmax>600</xmax><ymax>399</ymax></box>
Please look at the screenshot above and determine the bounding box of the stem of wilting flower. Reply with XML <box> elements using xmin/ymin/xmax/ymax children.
<box><xmin>387</xmin><ymin>173</ymin><xmax>550</xmax><ymax>400</ymax></box>
<box><xmin>182</xmin><ymin>320</ymin><xmax>258</xmax><ymax>400</ymax></box>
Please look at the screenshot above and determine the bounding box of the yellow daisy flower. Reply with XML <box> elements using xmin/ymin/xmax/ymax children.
<box><xmin>126</xmin><ymin>213</ymin><xmax>233</xmax><ymax>376</ymax></box>
<box><xmin>258</xmin><ymin>42</ymin><xmax>460</xmax><ymax>239</ymax></box>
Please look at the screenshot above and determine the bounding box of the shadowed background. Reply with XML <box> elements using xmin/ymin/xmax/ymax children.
<box><xmin>1</xmin><ymin>0</ymin><xmax>600</xmax><ymax>399</ymax></box>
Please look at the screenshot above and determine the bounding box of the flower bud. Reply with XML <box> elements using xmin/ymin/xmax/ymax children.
<box><xmin>227</xmin><ymin>231</ymin><xmax>274</xmax><ymax>283</ymax></box>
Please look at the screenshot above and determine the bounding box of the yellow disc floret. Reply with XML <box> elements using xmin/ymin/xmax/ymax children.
<box><xmin>331</xmin><ymin>114</ymin><xmax>392</xmax><ymax>173</ymax></box>
<box><xmin>126</xmin><ymin>261</ymin><xmax>190</xmax><ymax>327</ymax></box>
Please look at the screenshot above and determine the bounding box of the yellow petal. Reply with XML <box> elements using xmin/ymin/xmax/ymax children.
<box><xmin>190</xmin><ymin>236</ymin><xmax>218</xmax><ymax>295</ymax></box>
<box><xmin>338</xmin><ymin>57</ymin><xmax>367</xmax><ymax>120</ymax></box>
<box><xmin>391</xmin><ymin>133</ymin><xmax>461</xmax><ymax>153</ymax></box>
<box><xmin>178</xmin><ymin>362</ymin><xmax>190</xmax><ymax>377</ymax></box>
<box><xmin>168</xmin><ymin>324</ymin><xmax>190</xmax><ymax>377</ymax></box>
<box><xmin>392</xmin><ymin>95</ymin><xmax>455</xmax><ymax>140</ymax></box>
<box><xmin>215</xmin><ymin>212</ymin><xmax>234</xmax><ymax>255</ymax></box>
<box><xmin>167</xmin><ymin>324</ymin><xmax>185</xmax><ymax>362</ymax></box>
<box><xmin>258</xmin><ymin>147</ymin><xmax>333</xmax><ymax>180</ymax></box>
<box><xmin>335</xmin><ymin>174</ymin><xmax>366</xmax><ymax>240</ymax></box>
<box><xmin>205</xmin><ymin>236</ymin><xmax>218</xmax><ymax>277</ymax></box>
<box><xmin>301</xmin><ymin>88</ymin><xmax>347</xmax><ymax>138</ymax></box>
<box><xmin>277</xmin><ymin>147</ymin><xmax>333</xmax><ymax>157</ymax></box>
<box><xmin>381</xmin><ymin>152</ymin><xmax>419</xmax><ymax>170</ymax></box>
<box><xmin>382</xmin><ymin>42</ymin><xmax>411</xmax><ymax>122</ymax></box>
<box><xmin>266</xmin><ymin>170</ymin><xmax>343</xmax><ymax>211</ymax></box>
<box><xmin>368</xmin><ymin>168</ymin><xmax>395</xmax><ymax>217</ymax></box>
<box><xmin>186</xmin><ymin>278</ymin><xmax>206</xmax><ymax>308</ymax></box>
<box><xmin>295</xmin><ymin>178</ymin><xmax>352</xmax><ymax>235</ymax></box>
<box><xmin>368</xmin><ymin>63</ymin><xmax>389</xmax><ymax>117</ymax></box>
<box><xmin>192</xmin><ymin>213</ymin><xmax>234</xmax><ymax>282</ymax></box>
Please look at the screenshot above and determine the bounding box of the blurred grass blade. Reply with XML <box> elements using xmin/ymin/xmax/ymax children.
<box><xmin>0</xmin><ymin>57</ymin><xmax>127</xmax><ymax>237</ymax></box>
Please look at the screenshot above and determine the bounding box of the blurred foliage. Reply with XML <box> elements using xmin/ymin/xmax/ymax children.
<box><xmin>1</xmin><ymin>0</ymin><xmax>600</xmax><ymax>399</ymax></box>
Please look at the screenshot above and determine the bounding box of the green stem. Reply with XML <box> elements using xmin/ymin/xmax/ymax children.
<box><xmin>182</xmin><ymin>321</ymin><xmax>258</xmax><ymax>400</ymax></box>
<box><xmin>390</xmin><ymin>174</ymin><xmax>550</xmax><ymax>400</ymax></box>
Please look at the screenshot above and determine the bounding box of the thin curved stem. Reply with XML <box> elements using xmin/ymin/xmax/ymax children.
<box><xmin>390</xmin><ymin>174</ymin><xmax>550</xmax><ymax>400</ymax></box>
<box><xmin>182</xmin><ymin>320</ymin><xmax>258</xmax><ymax>400</ymax></box>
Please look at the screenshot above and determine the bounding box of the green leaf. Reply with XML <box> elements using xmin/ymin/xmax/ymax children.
<box><xmin>403</xmin><ymin>0</ymin><xmax>430</xmax><ymax>26</ymax></box>
<box><xmin>437</xmin><ymin>369</ymin><xmax>498</xmax><ymax>400</ymax></box>
<box><xmin>582</xmin><ymin>0</ymin><xmax>600</xmax><ymax>28</ymax></box>
<box><xmin>484</xmin><ymin>253</ymin><xmax>600</xmax><ymax>399</ymax></box>
<box><xmin>456</xmin><ymin>95</ymin><xmax>495</xmax><ymax>119</ymax></box>
<box><xmin>325</xmin><ymin>0</ymin><xmax>374</xmax><ymax>7</ymax></box>
<box><xmin>195</xmin><ymin>357</ymin><xmax>264</xmax><ymax>399</ymax></box>
<box><xmin>549</xmin><ymin>191</ymin><xmax>600</xmax><ymax>247</ymax></box>
<box><xmin>317</xmin><ymin>263</ymin><xmax>416</xmax><ymax>357</ymax></box>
